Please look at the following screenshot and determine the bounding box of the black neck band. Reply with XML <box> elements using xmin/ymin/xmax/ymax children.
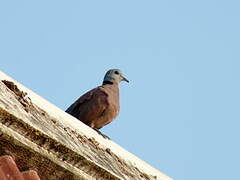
<box><xmin>102</xmin><ymin>81</ymin><xmax>114</xmax><ymax>85</ymax></box>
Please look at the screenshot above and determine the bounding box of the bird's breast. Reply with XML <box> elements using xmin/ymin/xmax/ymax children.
<box><xmin>105</xmin><ymin>90</ymin><xmax>120</xmax><ymax>119</ymax></box>
<box><xmin>93</xmin><ymin>84</ymin><xmax>120</xmax><ymax>129</ymax></box>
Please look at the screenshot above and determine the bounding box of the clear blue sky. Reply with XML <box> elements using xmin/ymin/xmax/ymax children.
<box><xmin>1</xmin><ymin>1</ymin><xmax>239</xmax><ymax>179</ymax></box>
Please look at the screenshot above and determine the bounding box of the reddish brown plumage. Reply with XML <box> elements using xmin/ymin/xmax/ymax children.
<box><xmin>66</xmin><ymin>83</ymin><xmax>120</xmax><ymax>129</ymax></box>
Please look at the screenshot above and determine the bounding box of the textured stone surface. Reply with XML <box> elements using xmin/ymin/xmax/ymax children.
<box><xmin>0</xmin><ymin>71</ymin><xmax>173</xmax><ymax>180</ymax></box>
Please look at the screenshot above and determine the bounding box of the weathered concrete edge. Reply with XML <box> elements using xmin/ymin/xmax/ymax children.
<box><xmin>0</xmin><ymin>124</ymin><xmax>91</xmax><ymax>180</ymax></box>
<box><xmin>0</xmin><ymin>71</ymin><xmax>173</xmax><ymax>180</ymax></box>
<box><xmin>0</xmin><ymin>79</ymin><xmax>153</xmax><ymax>180</ymax></box>
<box><xmin>0</xmin><ymin>107</ymin><xmax>121</xmax><ymax>180</ymax></box>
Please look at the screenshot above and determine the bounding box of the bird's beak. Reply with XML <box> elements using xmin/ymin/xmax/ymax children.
<box><xmin>121</xmin><ymin>76</ymin><xmax>129</xmax><ymax>83</ymax></box>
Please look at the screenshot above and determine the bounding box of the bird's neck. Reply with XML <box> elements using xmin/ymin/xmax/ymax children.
<box><xmin>102</xmin><ymin>81</ymin><xmax>114</xmax><ymax>85</ymax></box>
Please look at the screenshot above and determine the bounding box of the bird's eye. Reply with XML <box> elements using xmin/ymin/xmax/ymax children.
<box><xmin>114</xmin><ymin>71</ymin><xmax>119</xmax><ymax>75</ymax></box>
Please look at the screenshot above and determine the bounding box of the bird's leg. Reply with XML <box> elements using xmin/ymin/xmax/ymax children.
<box><xmin>93</xmin><ymin>128</ymin><xmax>110</xmax><ymax>139</ymax></box>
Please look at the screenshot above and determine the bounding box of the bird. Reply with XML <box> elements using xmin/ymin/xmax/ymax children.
<box><xmin>65</xmin><ymin>69</ymin><xmax>129</xmax><ymax>137</ymax></box>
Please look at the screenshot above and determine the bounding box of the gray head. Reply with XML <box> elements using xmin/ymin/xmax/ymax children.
<box><xmin>103</xmin><ymin>69</ymin><xmax>129</xmax><ymax>85</ymax></box>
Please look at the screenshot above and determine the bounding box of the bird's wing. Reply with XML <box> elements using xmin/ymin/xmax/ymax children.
<box><xmin>65</xmin><ymin>86</ymin><xmax>109</xmax><ymax>125</ymax></box>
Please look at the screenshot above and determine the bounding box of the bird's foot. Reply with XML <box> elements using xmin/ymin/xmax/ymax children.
<box><xmin>93</xmin><ymin>128</ymin><xmax>110</xmax><ymax>139</ymax></box>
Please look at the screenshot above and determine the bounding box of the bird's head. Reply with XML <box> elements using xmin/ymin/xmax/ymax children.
<box><xmin>103</xmin><ymin>69</ymin><xmax>129</xmax><ymax>85</ymax></box>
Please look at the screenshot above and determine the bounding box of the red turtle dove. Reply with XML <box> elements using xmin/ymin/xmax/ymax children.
<box><xmin>66</xmin><ymin>69</ymin><xmax>129</xmax><ymax>136</ymax></box>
